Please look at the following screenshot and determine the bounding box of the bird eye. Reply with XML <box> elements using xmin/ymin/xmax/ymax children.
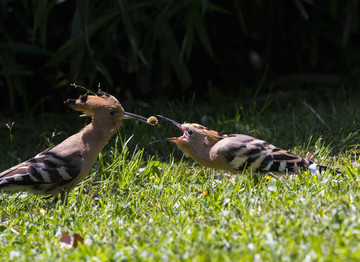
<box><xmin>110</xmin><ymin>111</ymin><xmax>115</xmax><ymax>116</ymax></box>
<box><xmin>187</xmin><ymin>130</ymin><xmax>194</xmax><ymax>135</ymax></box>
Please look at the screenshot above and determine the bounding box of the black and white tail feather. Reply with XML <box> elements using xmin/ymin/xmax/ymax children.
<box><xmin>307</xmin><ymin>162</ymin><xmax>339</xmax><ymax>175</ymax></box>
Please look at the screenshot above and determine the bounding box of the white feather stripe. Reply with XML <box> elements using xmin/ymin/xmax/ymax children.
<box><xmin>309</xmin><ymin>163</ymin><xmax>317</xmax><ymax>174</ymax></box>
<box><xmin>5</xmin><ymin>173</ymin><xmax>29</xmax><ymax>179</ymax></box>
<box><xmin>30</xmin><ymin>162</ymin><xmax>47</xmax><ymax>169</ymax></box>
<box><xmin>14</xmin><ymin>166</ymin><xmax>28</xmax><ymax>170</ymax></box>
<box><xmin>29</xmin><ymin>174</ymin><xmax>40</xmax><ymax>182</ymax></box>
<box><xmin>34</xmin><ymin>167</ymin><xmax>52</xmax><ymax>182</ymax></box>
<box><xmin>57</xmin><ymin>167</ymin><xmax>73</xmax><ymax>180</ymax></box>
<box><xmin>265</xmin><ymin>161</ymin><xmax>274</xmax><ymax>171</ymax></box>
<box><xmin>10</xmin><ymin>165</ymin><xmax>28</xmax><ymax>170</ymax></box>
<box><xmin>279</xmin><ymin>162</ymin><xmax>287</xmax><ymax>172</ymax></box>
<box><xmin>229</xmin><ymin>156</ymin><xmax>247</xmax><ymax>169</ymax></box>
<box><xmin>34</xmin><ymin>153</ymin><xmax>43</xmax><ymax>159</ymax></box>
<box><xmin>13</xmin><ymin>176</ymin><xmax>24</xmax><ymax>181</ymax></box>
<box><xmin>249</xmin><ymin>155</ymin><xmax>266</xmax><ymax>170</ymax></box>
<box><xmin>46</xmin><ymin>156</ymin><xmax>66</xmax><ymax>165</ymax></box>
<box><xmin>34</xmin><ymin>153</ymin><xmax>66</xmax><ymax>165</ymax></box>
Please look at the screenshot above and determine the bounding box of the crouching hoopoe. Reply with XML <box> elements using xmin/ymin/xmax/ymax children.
<box><xmin>156</xmin><ymin>115</ymin><xmax>339</xmax><ymax>175</ymax></box>
<box><xmin>0</xmin><ymin>91</ymin><xmax>157</xmax><ymax>201</ymax></box>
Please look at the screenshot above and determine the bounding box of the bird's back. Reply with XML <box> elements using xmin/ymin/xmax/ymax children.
<box><xmin>211</xmin><ymin>134</ymin><xmax>311</xmax><ymax>174</ymax></box>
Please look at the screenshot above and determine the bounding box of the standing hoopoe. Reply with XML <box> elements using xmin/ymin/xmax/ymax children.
<box><xmin>0</xmin><ymin>91</ymin><xmax>158</xmax><ymax>201</ymax></box>
<box><xmin>156</xmin><ymin>115</ymin><xmax>338</xmax><ymax>175</ymax></box>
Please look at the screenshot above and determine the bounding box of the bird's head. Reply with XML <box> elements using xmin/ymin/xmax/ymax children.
<box><xmin>155</xmin><ymin>115</ymin><xmax>223</xmax><ymax>155</ymax></box>
<box><xmin>64</xmin><ymin>90</ymin><xmax>158</xmax><ymax>131</ymax></box>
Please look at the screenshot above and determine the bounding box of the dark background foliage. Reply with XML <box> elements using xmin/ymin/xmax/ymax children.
<box><xmin>0</xmin><ymin>0</ymin><xmax>359</xmax><ymax>117</ymax></box>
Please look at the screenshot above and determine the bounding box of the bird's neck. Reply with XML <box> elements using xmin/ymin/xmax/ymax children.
<box><xmin>92</xmin><ymin>117</ymin><xmax>121</xmax><ymax>134</ymax></box>
<box><xmin>180</xmin><ymin>143</ymin><xmax>213</xmax><ymax>167</ymax></box>
<box><xmin>81</xmin><ymin>122</ymin><xmax>114</xmax><ymax>154</ymax></box>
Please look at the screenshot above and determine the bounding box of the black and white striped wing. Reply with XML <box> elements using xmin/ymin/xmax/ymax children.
<box><xmin>0</xmin><ymin>149</ymin><xmax>82</xmax><ymax>194</ymax></box>
<box><xmin>219</xmin><ymin>136</ymin><xmax>309</xmax><ymax>174</ymax></box>
<box><xmin>258</xmin><ymin>147</ymin><xmax>310</xmax><ymax>173</ymax></box>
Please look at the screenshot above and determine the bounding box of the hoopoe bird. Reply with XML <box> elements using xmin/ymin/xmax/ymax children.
<box><xmin>156</xmin><ymin>115</ymin><xmax>337</xmax><ymax>175</ymax></box>
<box><xmin>0</xmin><ymin>91</ymin><xmax>157</xmax><ymax>201</ymax></box>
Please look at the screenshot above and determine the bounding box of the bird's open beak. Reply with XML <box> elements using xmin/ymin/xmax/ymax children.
<box><xmin>150</xmin><ymin>115</ymin><xmax>184</xmax><ymax>144</ymax></box>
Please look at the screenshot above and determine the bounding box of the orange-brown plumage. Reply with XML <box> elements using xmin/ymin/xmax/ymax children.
<box><xmin>0</xmin><ymin>91</ymin><xmax>156</xmax><ymax>201</ymax></box>
<box><xmin>156</xmin><ymin>115</ymin><xmax>335</xmax><ymax>175</ymax></box>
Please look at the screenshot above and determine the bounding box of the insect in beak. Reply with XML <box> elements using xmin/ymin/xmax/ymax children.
<box><xmin>150</xmin><ymin>115</ymin><xmax>185</xmax><ymax>144</ymax></box>
<box><xmin>121</xmin><ymin>112</ymin><xmax>160</xmax><ymax>127</ymax></box>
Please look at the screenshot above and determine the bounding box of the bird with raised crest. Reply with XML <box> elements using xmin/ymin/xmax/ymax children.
<box><xmin>155</xmin><ymin>115</ymin><xmax>339</xmax><ymax>175</ymax></box>
<box><xmin>0</xmin><ymin>91</ymin><xmax>158</xmax><ymax>202</ymax></box>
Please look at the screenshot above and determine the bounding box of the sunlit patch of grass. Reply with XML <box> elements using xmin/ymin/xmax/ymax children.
<box><xmin>1</xmin><ymin>97</ymin><xmax>360</xmax><ymax>261</ymax></box>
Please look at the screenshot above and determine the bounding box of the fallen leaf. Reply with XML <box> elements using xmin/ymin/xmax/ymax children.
<box><xmin>60</xmin><ymin>231</ymin><xmax>84</xmax><ymax>249</ymax></box>
<box><xmin>73</xmin><ymin>233</ymin><xmax>85</xmax><ymax>247</ymax></box>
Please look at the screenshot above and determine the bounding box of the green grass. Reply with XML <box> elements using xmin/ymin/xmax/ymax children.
<box><xmin>1</xmin><ymin>93</ymin><xmax>360</xmax><ymax>261</ymax></box>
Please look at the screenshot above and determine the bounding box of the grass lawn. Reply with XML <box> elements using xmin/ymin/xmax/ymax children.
<box><xmin>1</xmin><ymin>91</ymin><xmax>360</xmax><ymax>261</ymax></box>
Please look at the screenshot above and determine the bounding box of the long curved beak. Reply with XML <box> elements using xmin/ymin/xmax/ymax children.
<box><xmin>157</xmin><ymin>115</ymin><xmax>183</xmax><ymax>131</ymax></box>
<box><xmin>150</xmin><ymin>115</ymin><xmax>184</xmax><ymax>144</ymax></box>
<box><xmin>150</xmin><ymin>137</ymin><xmax>177</xmax><ymax>144</ymax></box>
<box><xmin>122</xmin><ymin>112</ymin><xmax>159</xmax><ymax>127</ymax></box>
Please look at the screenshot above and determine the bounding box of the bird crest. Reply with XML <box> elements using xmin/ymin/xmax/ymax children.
<box><xmin>64</xmin><ymin>90</ymin><xmax>124</xmax><ymax>117</ymax></box>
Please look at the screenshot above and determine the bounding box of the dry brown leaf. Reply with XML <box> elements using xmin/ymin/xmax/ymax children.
<box><xmin>60</xmin><ymin>231</ymin><xmax>84</xmax><ymax>249</ymax></box>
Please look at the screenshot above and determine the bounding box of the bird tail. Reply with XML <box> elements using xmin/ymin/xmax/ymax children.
<box><xmin>305</xmin><ymin>152</ymin><xmax>340</xmax><ymax>175</ymax></box>
<box><xmin>308</xmin><ymin>162</ymin><xmax>341</xmax><ymax>175</ymax></box>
